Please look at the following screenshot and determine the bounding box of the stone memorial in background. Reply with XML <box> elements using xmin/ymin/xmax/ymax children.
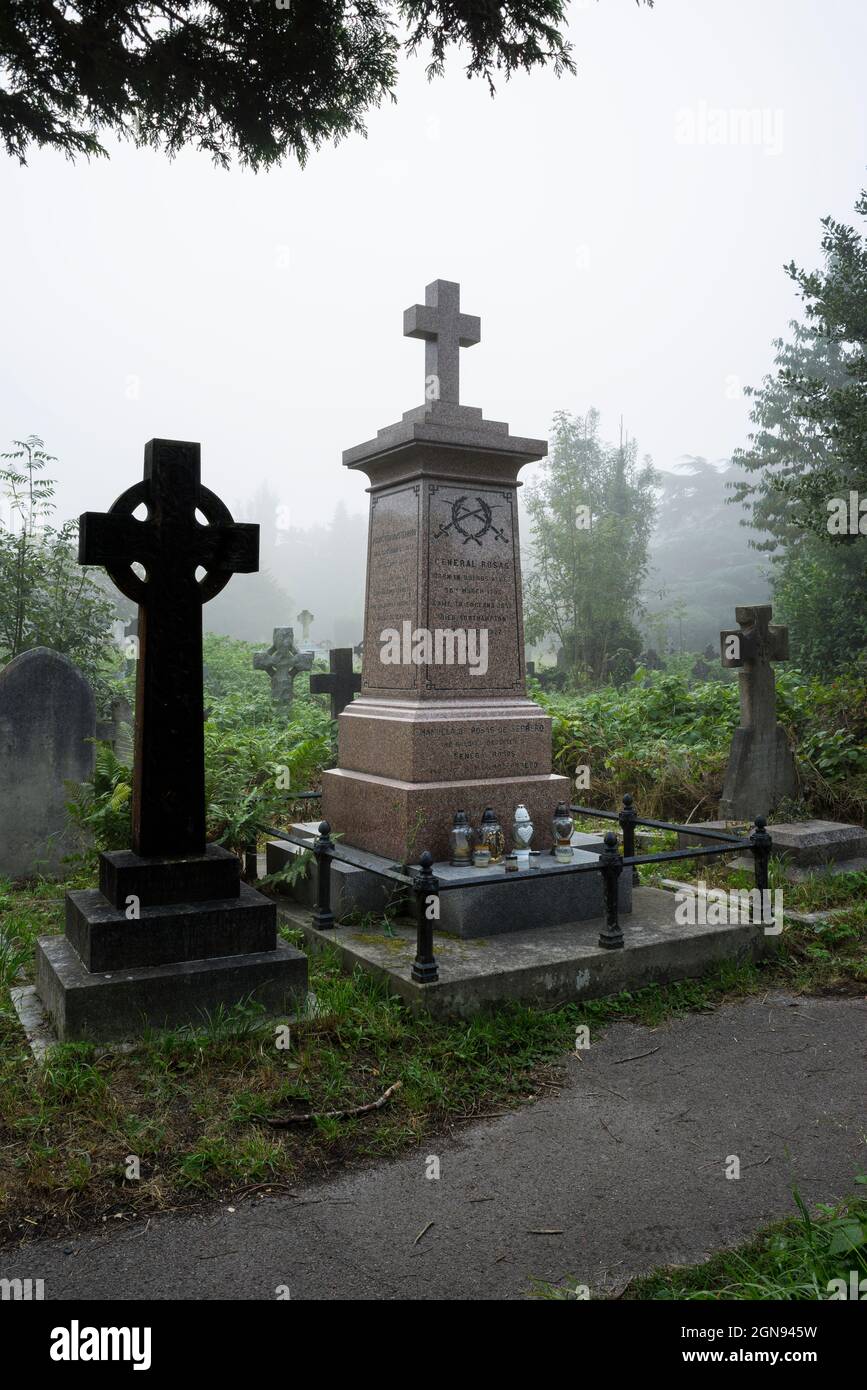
<box><xmin>96</xmin><ymin>692</ymin><xmax>134</xmax><ymax>764</ymax></box>
<box><xmin>719</xmin><ymin>603</ymin><xmax>798</xmax><ymax>819</ymax></box>
<box><xmin>0</xmin><ymin>647</ymin><xmax>95</xmax><ymax>880</ymax></box>
<box><xmin>296</xmin><ymin>609</ymin><xmax>314</xmax><ymax>648</ymax></box>
<box><xmin>253</xmin><ymin>626</ymin><xmax>312</xmax><ymax>705</ymax></box>
<box><xmin>35</xmin><ymin>439</ymin><xmax>307</xmax><ymax>1041</ymax></box>
<box><xmin>321</xmin><ymin>278</ymin><xmax>571</xmax><ymax>861</ymax></box>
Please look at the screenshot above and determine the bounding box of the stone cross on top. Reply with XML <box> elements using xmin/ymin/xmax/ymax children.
<box><xmin>310</xmin><ymin>647</ymin><xmax>362</xmax><ymax>721</ymax></box>
<box><xmin>253</xmin><ymin>627</ymin><xmax>312</xmax><ymax>704</ymax></box>
<box><xmin>79</xmin><ymin>439</ymin><xmax>259</xmax><ymax>857</ymax></box>
<box><xmin>720</xmin><ymin>604</ymin><xmax>789</xmax><ymax>733</ymax></box>
<box><xmin>404</xmin><ymin>279</ymin><xmax>480</xmax><ymax>407</ymax></box>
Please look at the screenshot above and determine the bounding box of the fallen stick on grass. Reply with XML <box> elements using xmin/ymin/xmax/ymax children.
<box><xmin>263</xmin><ymin>1081</ymin><xmax>402</xmax><ymax>1127</ymax></box>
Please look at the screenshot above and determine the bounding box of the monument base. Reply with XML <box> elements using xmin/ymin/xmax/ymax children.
<box><xmin>321</xmin><ymin>767</ymin><xmax>572</xmax><ymax>863</ymax></box>
<box><xmin>36</xmin><ymin>934</ymin><xmax>307</xmax><ymax>1043</ymax></box>
<box><xmin>267</xmin><ymin>825</ymin><xmax>631</xmax><ymax>937</ymax></box>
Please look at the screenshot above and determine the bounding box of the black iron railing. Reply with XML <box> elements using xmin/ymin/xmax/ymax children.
<box><xmin>256</xmin><ymin>797</ymin><xmax>774</xmax><ymax>988</ymax></box>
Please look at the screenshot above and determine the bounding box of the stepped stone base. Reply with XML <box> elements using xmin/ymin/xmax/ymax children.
<box><xmin>33</xmin><ymin>844</ymin><xmax>309</xmax><ymax>1043</ymax></box>
<box><xmin>36</xmin><ymin>935</ymin><xmax>307</xmax><ymax>1043</ymax></box>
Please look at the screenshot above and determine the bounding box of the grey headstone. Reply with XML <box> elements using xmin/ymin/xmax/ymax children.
<box><xmin>0</xmin><ymin>648</ymin><xmax>95</xmax><ymax>880</ymax></box>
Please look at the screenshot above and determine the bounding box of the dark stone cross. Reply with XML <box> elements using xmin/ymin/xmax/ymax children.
<box><xmin>79</xmin><ymin>439</ymin><xmax>259</xmax><ymax>857</ymax></box>
<box><xmin>310</xmin><ymin>647</ymin><xmax>362</xmax><ymax>720</ymax></box>
<box><xmin>403</xmin><ymin>278</ymin><xmax>480</xmax><ymax>406</ymax></box>
<box><xmin>253</xmin><ymin>627</ymin><xmax>312</xmax><ymax>704</ymax></box>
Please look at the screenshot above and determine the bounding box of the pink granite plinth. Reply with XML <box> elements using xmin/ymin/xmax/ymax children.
<box><xmin>336</xmin><ymin>695</ymin><xmax>555</xmax><ymax>783</ymax></box>
<box><xmin>322</xmin><ymin>766</ymin><xmax>572</xmax><ymax>863</ymax></box>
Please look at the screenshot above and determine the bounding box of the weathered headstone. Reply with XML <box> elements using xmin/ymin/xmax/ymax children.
<box><xmin>719</xmin><ymin>604</ymin><xmax>798</xmax><ymax>818</ymax></box>
<box><xmin>252</xmin><ymin>627</ymin><xmax>312</xmax><ymax>704</ymax></box>
<box><xmin>35</xmin><ymin>439</ymin><xmax>307</xmax><ymax>1041</ymax></box>
<box><xmin>0</xmin><ymin>648</ymin><xmax>95</xmax><ymax>880</ymax></box>
<box><xmin>310</xmin><ymin>647</ymin><xmax>361</xmax><ymax>719</ymax></box>
<box><xmin>321</xmin><ymin>278</ymin><xmax>570</xmax><ymax>860</ymax></box>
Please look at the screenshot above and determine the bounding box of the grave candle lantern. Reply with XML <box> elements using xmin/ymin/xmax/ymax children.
<box><xmin>552</xmin><ymin>802</ymin><xmax>574</xmax><ymax>863</ymax></box>
<box><xmin>476</xmin><ymin>806</ymin><xmax>505</xmax><ymax>864</ymax></box>
<box><xmin>449</xmin><ymin>810</ymin><xmax>474</xmax><ymax>866</ymax></box>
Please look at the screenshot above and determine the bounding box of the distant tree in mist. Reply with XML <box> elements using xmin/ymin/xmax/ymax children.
<box><xmin>523</xmin><ymin>409</ymin><xmax>658</xmax><ymax>686</ymax></box>
<box><xmin>730</xmin><ymin>190</ymin><xmax>867</xmax><ymax>673</ymax></box>
<box><xmin>0</xmin><ymin>435</ymin><xmax>115</xmax><ymax>681</ymax></box>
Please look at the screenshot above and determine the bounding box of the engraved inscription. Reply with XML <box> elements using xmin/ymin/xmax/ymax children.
<box><xmin>426</xmin><ymin>485</ymin><xmax>522</xmax><ymax>691</ymax></box>
<box><xmin>363</xmin><ymin>487</ymin><xmax>419</xmax><ymax>690</ymax></box>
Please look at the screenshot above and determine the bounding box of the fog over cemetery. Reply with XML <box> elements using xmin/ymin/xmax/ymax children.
<box><xmin>0</xmin><ymin>0</ymin><xmax>865</xmax><ymax>1327</ymax></box>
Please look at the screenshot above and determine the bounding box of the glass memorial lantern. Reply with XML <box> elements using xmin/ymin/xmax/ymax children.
<box><xmin>449</xmin><ymin>810</ymin><xmax>474</xmax><ymax>867</ymax></box>
<box><xmin>476</xmin><ymin>806</ymin><xmax>505</xmax><ymax>865</ymax></box>
<box><xmin>552</xmin><ymin>802</ymin><xmax>574</xmax><ymax>863</ymax></box>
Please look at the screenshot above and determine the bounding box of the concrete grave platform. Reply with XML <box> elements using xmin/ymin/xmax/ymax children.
<box><xmin>267</xmin><ymin>823</ymin><xmax>630</xmax><ymax>937</ymax></box>
<box><xmin>283</xmin><ymin>887</ymin><xmax>776</xmax><ymax>1019</ymax></box>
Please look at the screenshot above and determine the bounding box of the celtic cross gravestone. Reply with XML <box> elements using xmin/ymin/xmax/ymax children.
<box><xmin>35</xmin><ymin>439</ymin><xmax>307</xmax><ymax>1041</ymax></box>
<box><xmin>253</xmin><ymin>627</ymin><xmax>312</xmax><ymax>704</ymax></box>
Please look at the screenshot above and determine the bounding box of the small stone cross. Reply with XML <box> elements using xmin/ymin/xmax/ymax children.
<box><xmin>403</xmin><ymin>279</ymin><xmax>480</xmax><ymax>406</ymax></box>
<box><xmin>310</xmin><ymin>647</ymin><xmax>362</xmax><ymax>720</ymax></box>
<box><xmin>253</xmin><ymin>628</ymin><xmax>312</xmax><ymax>704</ymax></box>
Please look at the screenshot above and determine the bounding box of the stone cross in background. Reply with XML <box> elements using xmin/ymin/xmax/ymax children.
<box><xmin>296</xmin><ymin>609</ymin><xmax>314</xmax><ymax>645</ymax></box>
<box><xmin>253</xmin><ymin>627</ymin><xmax>313</xmax><ymax>704</ymax></box>
<box><xmin>310</xmin><ymin>647</ymin><xmax>362</xmax><ymax>720</ymax></box>
<box><xmin>403</xmin><ymin>279</ymin><xmax>480</xmax><ymax>406</ymax></box>
<box><xmin>78</xmin><ymin>438</ymin><xmax>259</xmax><ymax>857</ymax></box>
<box><xmin>719</xmin><ymin>603</ymin><xmax>798</xmax><ymax>818</ymax></box>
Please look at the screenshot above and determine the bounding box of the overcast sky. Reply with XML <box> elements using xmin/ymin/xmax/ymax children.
<box><xmin>1</xmin><ymin>0</ymin><xmax>865</xmax><ymax>531</ymax></box>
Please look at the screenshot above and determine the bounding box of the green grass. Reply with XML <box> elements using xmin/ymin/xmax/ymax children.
<box><xmin>1</xmin><ymin>856</ymin><xmax>865</xmax><ymax>1245</ymax></box>
<box><xmin>529</xmin><ymin>1183</ymin><xmax>867</xmax><ymax>1299</ymax></box>
<box><xmin>625</xmin><ymin>1184</ymin><xmax>867</xmax><ymax>1300</ymax></box>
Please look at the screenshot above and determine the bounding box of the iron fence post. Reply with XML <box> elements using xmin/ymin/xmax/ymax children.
<box><xmin>598</xmin><ymin>830</ymin><xmax>625</xmax><ymax>949</ymax></box>
<box><xmin>619</xmin><ymin>792</ymin><xmax>640</xmax><ymax>886</ymax></box>
<box><xmin>412</xmin><ymin>850</ymin><xmax>439</xmax><ymax>984</ymax></box>
<box><xmin>750</xmin><ymin>815</ymin><xmax>773</xmax><ymax>923</ymax></box>
<box><xmin>312</xmin><ymin>820</ymin><xmax>336</xmax><ymax>929</ymax></box>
